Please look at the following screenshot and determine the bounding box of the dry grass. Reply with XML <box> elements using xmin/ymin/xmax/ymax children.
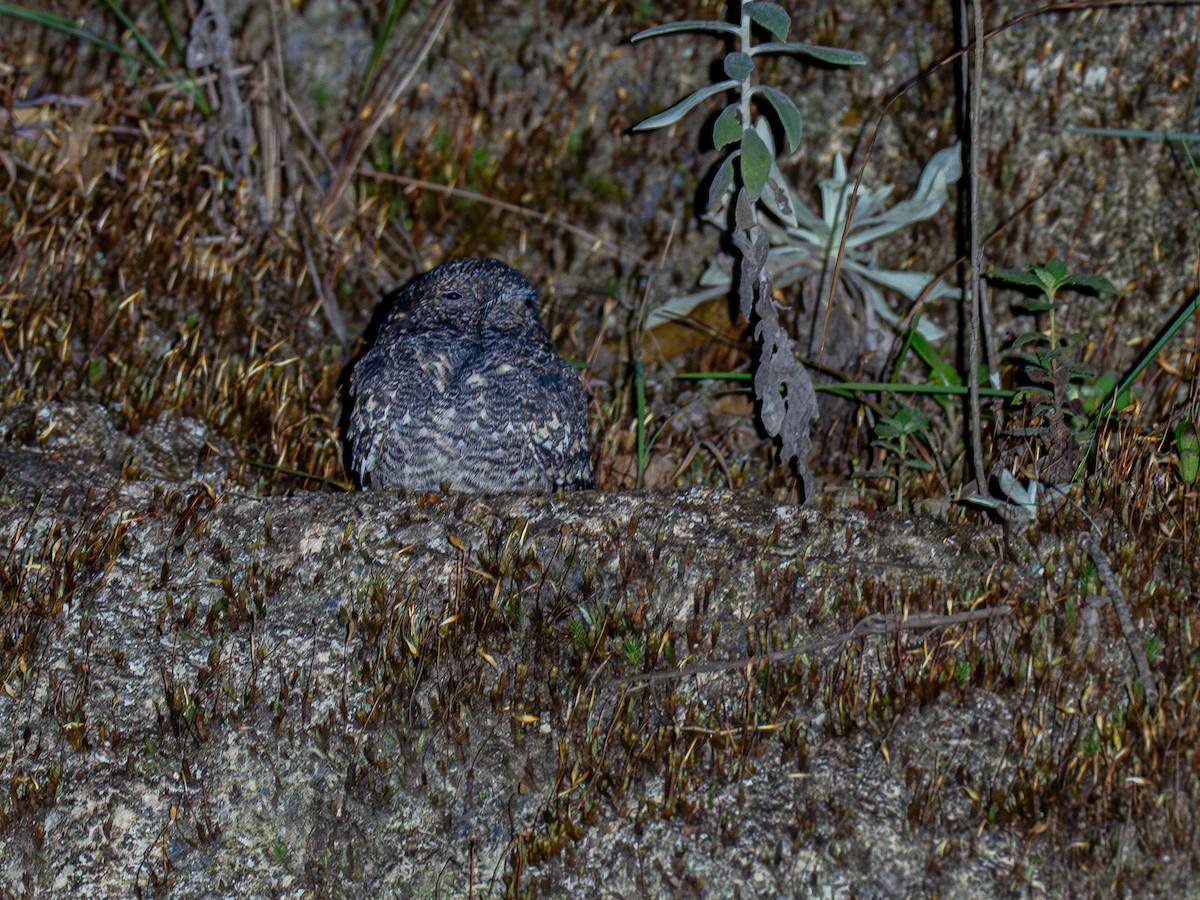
<box><xmin>3</xmin><ymin>3</ymin><xmax>1194</xmax><ymax>504</ymax></box>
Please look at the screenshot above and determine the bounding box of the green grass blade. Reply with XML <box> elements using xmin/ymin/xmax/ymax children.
<box><xmin>0</xmin><ymin>5</ymin><xmax>136</xmax><ymax>60</ymax></box>
<box><xmin>1090</xmin><ymin>291</ymin><xmax>1200</xmax><ymax>426</ymax></box>
<box><xmin>358</xmin><ymin>0</ymin><xmax>408</xmax><ymax>106</ymax></box>
<box><xmin>1065</xmin><ymin>126</ymin><xmax>1200</xmax><ymax>143</ymax></box>
<box><xmin>1</xmin><ymin>2</ymin><xmax>210</xmax><ymax>114</ymax></box>
<box><xmin>155</xmin><ymin>0</ymin><xmax>188</xmax><ymax>65</ymax></box>
<box><xmin>99</xmin><ymin>0</ymin><xmax>171</xmax><ymax>72</ymax></box>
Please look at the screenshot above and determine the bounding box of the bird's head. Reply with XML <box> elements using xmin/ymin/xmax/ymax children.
<box><xmin>383</xmin><ymin>258</ymin><xmax>546</xmax><ymax>337</ymax></box>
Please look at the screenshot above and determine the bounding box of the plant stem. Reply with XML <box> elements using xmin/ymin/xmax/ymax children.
<box><xmin>635</xmin><ymin>360</ymin><xmax>647</xmax><ymax>488</ymax></box>
<box><xmin>736</xmin><ymin>1</ymin><xmax>758</xmax><ymax>242</ymax></box>
<box><xmin>739</xmin><ymin>4</ymin><xmax>753</xmax><ymax>132</ymax></box>
<box><xmin>966</xmin><ymin>0</ymin><xmax>986</xmax><ymax>488</ymax></box>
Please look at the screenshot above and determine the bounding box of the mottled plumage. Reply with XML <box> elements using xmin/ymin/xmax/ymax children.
<box><xmin>348</xmin><ymin>258</ymin><xmax>594</xmax><ymax>493</ymax></box>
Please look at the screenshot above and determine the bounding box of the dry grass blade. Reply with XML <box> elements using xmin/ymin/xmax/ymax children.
<box><xmin>316</xmin><ymin>0</ymin><xmax>453</xmax><ymax>227</ymax></box>
<box><xmin>357</xmin><ymin>170</ymin><xmax>639</xmax><ymax>264</ymax></box>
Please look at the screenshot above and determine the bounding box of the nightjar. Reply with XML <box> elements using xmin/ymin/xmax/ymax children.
<box><xmin>347</xmin><ymin>258</ymin><xmax>594</xmax><ymax>493</ymax></box>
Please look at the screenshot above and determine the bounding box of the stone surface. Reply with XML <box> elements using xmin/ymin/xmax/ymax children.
<box><xmin>0</xmin><ymin>404</ymin><xmax>972</xmax><ymax>895</ymax></box>
<box><xmin>2</xmin><ymin>404</ymin><xmax>1183</xmax><ymax>897</ymax></box>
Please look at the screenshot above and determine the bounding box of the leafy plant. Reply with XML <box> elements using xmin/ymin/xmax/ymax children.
<box><xmin>987</xmin><ymin>258</ymin><xmax>1117</xmax><ymax>486</ymax></box>
<box><xmin>620</xmin><ymin>635</ymin><xmax>644</xmax><ymax>668</ymax></box>
<box><xmin>676</xmin><ymin>146</ymin><xmax>962</xmax><ymax>344</ymax></box>
<box><xmin>1176</xmin><ymin>416</ymin><xmax>1199</xmax><ymax>484</ymax></box>
<box><xmin>991</xmin><ymin>259</ymin><xmax>1114</xmax><ymax>353</ymax></box>
<box><xmin>631</xmin><ymin>1</ymin><xmax>866</xmax><ymax>499</ymax></box>
<box><xmin>857</xmin><ymin>404</ymin><xmax>934</xmax><ymax>512</ymax></box>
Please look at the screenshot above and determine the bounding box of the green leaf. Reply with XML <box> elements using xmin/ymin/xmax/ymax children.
<box><xmin>1062</xmin><ymin>273</ymin><xmax>1118</xmax><ymax>298</ymax></box>
<box><xmin>632</xmin><ymin>79</ymin><xmax>738</xmax><ymax>131</ymax></box>
<box><xmin>0</xmin><ymin>5</ymin><xmax>134</xmax><ymax>61</ymax></box>
<box><xmin>1032</xmin><ymin>266</ymin><xmax>1061</xmax><ymax>295</ymax></box>
<box><xmin>1057</xmin><ymin>357</ymin><xmax>1097</xmax><ymax>378</ymax></box>
<box><xmin>1088</xmin><ymin>291</ymin><xmax>1199</xmax><ymax>427</ymax></box>
<box><xmin>754</xmin><ymin>86</ymin><xmax>802</xmax><ymax>153</ymax></box>
<box><xmin>1018</xmin><ymin>350</ymin><xmax>1058</xmax><ymax>371</ymax></box>
<box><xmin>740</xmin><ymin>127</ymin><xmax>771</xmax><ymax>200</ymax></box>
<box><xmin>631</xmin><ymin>20</ymin><xmax>740</xmax><ymax>41</ymax></box>
<box><xmin>1084</xmin><ymin>370</ymin><xmax>1118</xmax><ymax>403</ymax></box>
<box><xmin>908</xmin><ymin>331</ymin><xmax>960</xmax><ymax>386</ymax></box>
<box><xmin>875</xmin><ymin>406</ymin><xmax>929</xmax><ymax>439</ymax></box>
<box><xmin>86</xmin><ymin>358</ymin><xmax>105</xmax><ymax>386</ymax></box>
<box><xmin>1011</xmin><ymin>387</ymin><xmax>1050</xmax><ymax>405</ymax></box>
<box><xmin>1176</xmin><ymin>419</ymin><xmax>1199</xmax><ymax>483</ymax></box>
<box><xmin>989</xmin><ymin>269</ymin><xmax>1045</xmax><ymax>289</ymax></box>
<box><xmin>712</xmin><ymin>104</ymin><xmax>741</xmax><ymax>148</ymax></box>
<box><xmin>708</xmin><ymin>151</ymin><xmax>738</xmax><ymax>210</ymax></box>
<box><xmin>724</xmin><ymin>51</ymin><xmax>754</xmax><ymax>82</ymax></box>
<box><xmin>751</xmin><ymin>41</ymin><xmax>866</xmax><ymax>66</ymax></box>
<box><xmin>1011</xmin><ymin>331</ymin><xmax>1047</xmax><ymax>348</ymax></box>
<box><xmin>1042</xmin><ymin>258</ymin><xmax>1069</xmax><ymax>282</ymax></box>
<box><xmin>745</xmin><ymin>2</ymin><xmax>791</xmax><ymax>41</ymax></box>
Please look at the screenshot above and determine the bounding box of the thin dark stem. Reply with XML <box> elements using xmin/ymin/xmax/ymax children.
<box><xmin>966</xmin><ymin>0</ymin><xmax>986</xmax><ymax>488</ymax></box>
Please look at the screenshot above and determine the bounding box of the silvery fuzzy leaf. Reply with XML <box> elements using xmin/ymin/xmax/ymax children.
<box><xmin>633</xmin><ymin>79</ymin><xmax>738</xmax><ymax>131</ymax></box>
<box><xmin>753</xmin><ymin>115</ymin><xmax>777</xmax><ymax>155</ymax></box>
<box><xmin>740</xmin><ymin>127</ymin><xmax>772</xmax><ymax>200</ymax></box>
<box><xmin>631</xmin><ymin>20</ymin><xmax>739</xmax><ymax>40</ymax></box>
<box><xmin>643</xmin><ymin>283</ymin><xmax>732</xmax><ymax>329</ymax></box>
<box><xmin>848</xmin><ymin>144</ymin><xmax>961</xmax><ymax>243</ymax></box>
<box><xmin>754</xmin><ymin>86</ymin><xmax>802</xmax><ymax>153</ymax></box>
<box><xmin>751</xmin><ymin>41</ymin><xmax>866</xmax><ymax>66</ymax></box>
<box><xmin>843</xmin><ymin>261</ymin><xmax>951</xmax><ymax>341</ymax></box>
<box><xmin>712</xmin><ymin>104</ymin><xmax>741</xmax><ymax>148</ymax></box>
<box><xmin>724</xmin><ymin>51</ymin><xmax>754</xmax><ymax>82</ymax></box>
<box><xmin>699</xmin><ymin>254</ymin><xmax>735</xmax><ymax>286</ymax></box>
<box><xmin>760</xmin><ymin>169</ymin><xmax>800</xmax><ymax>227</ymax></box>
<box><xmin>843</xmin><ymin>261</ymin><xmax>956</xmax><ymax>302</ymax></box>
<box><xmin>745</xmin><ymin>2</ymin><xmax>791</xmax><ymax>41</ymax></box>
<box><xmin>707</xmin><ymin>151</ymin><xmax>737</xmax><ymax>210</ymax></box>
<box><xmin>818</xmin><ymin>158</ymin><xmax>847</xmax><ymax>233</ymax></box>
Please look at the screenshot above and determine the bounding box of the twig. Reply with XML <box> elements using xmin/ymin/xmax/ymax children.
<box><xmin>300</xmin><ymin>228</ymin><xmax>349</xmax><ymax>346</ymax></box>
<box><xmin>280</xmin><ymin>87</ymin><xmax>333</xmax><ymax>174</ymax></box>
<box><xmin>356</xmin><ymin>170</ymin><xmax>641</xmax><ymax>265</ymax></box>
<box><xmin>1079</xmin><ymin>533</ymin><xmax>1159</xmax><ymax>705</ymax></box>
<box><xmin>317</xmin><ymin>0</ymin><xmax>453</xmax><ymax>226</ymax></box>
<box><xmin>622</xmin><ymin>605</ymin><xmax>1012</xmax><ymax>687</ymax></box>
<box><xmin>966</xmin><ymin>0</ymin><xmax>986</xmax><ymax>487</ymax></box>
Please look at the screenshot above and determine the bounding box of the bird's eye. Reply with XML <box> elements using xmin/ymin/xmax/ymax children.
<box><xmin>442</xmin><ymin>289</ymin><xmax>463</xmax><ymax>301</ymax></box>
